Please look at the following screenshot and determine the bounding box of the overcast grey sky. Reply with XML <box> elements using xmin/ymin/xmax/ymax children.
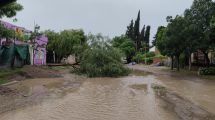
<box><xmin>3</xmin><ymin>0</ymin><xmax>193</xmax><ymax>40</ymax></box>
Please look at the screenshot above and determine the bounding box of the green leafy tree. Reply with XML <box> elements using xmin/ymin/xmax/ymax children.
<box><xmin>165</xmin><ymin>16</ymin><xmax>187</xmax><ymax>71</ymax></box>
<box><xmin>188</xmin><ymin>0</ymin><xmax>215</xmax><ymax>66</ymax></box>
<box><xmin>59</xmin><ymin>29</ymin><xmax>86</xmax><ymax>58</ymax></box>
<box><xmin>153</xmin><ymin>26</ymin><xmax>165</xmax><ymax>46</ymax></box>
<box><xmin>140</xmin><ymin>25</ymin><xmax>145</xmax><ymax>52</ymax></box>
<box><xmin>0</xmin><ymin>1</ymin><xmax>23</xmax><ymax>18</ymax></box>
<box><xmin>209</xmin><ymin>16</ymin><xmax>215</xmax><ymax>49</ymax></box>
<box><xmin>0</xmin><ymin>23</ymin><xmax>15</xmax><ymax>44</ymax></box>
<box><xmin>144</xmin><ymin>25</ymin><xmax>151</xmax><ymax>52</ymax></box>
<box><xmin>44</xmin><ymin>29</ymin><xmax>86</xmax><ymax>63</ymax></box>
<box><xmin>43</xmin><ymin>30</ymin><xmax>60</xmax><ymax>62</ymax></box>
<box><xmin>155</xmin><ymin>26</ymin><xmax>176</xmax><ymax>70</ymax></box>
<box><xmin>183</xmin><ymin>9</ymin><xmax>202</xmax><ymax>70</ymax></box>
<box><xmin>0</xmin><ymin>0</ymin><xmax>16</xmax><ymax>7</ymax></box>
<box><xmin>80</xmin><ymin>34</ymin><xmax>130</xmax><ymax>77</ymax></box>
<box><xmin>126</xmin><ymin>20</ymin><xmax>134</xmax><ymax>40</ymax></box>
<box><xmin>156</xmin><ymin>16</ymin><xmax>187</xmax><ymax>71</ymax></box>
<box><xmin>112</xmin><ymin>35</ymin><xmax>136</xmax><ymax>63</ymax></box>
<box><xmin>134</xmin><ymin>10</ymin><xmax>141</xmax><ymax>51</ymax></box>
<box><xmin>126</xmin><ymin>11</ymin><xmax>151</xmax><ymax>55</ymax></box>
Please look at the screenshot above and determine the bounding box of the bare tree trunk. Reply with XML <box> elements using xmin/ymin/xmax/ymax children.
<box><xmin>203</xmin><ymin>52</ymin><xmax>210</xmax><ymax>67</ymax></box>
<box><xmin>171</xmin><ymin>56</ymin><xmax>174</xmax><ymax>70</ymax></box>
<box><xmin>189</xmin><ymin>53</ymin><xmax>192</xmax><ymax>71</ymax></box>
<box><xmin>176</xmin><ymin>55</ymin><xmax>180</xmax><ymax>71</ymax></box>
<box><xmin>53</xmin><ymin>51</ymin><xmax>55</xmax><ymax>63</ymax></box>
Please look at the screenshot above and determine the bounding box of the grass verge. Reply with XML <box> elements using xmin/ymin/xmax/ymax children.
<box><xmin>0</xmin><ymin>68</ymin><xmax>22</xmax><ymax>85</ymax></box>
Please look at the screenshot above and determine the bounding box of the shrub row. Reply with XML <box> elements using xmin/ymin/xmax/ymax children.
<box><xmin>198</xmin><ymin>67</ymin><xmax>215</xmax><ymax>75</ymax></box>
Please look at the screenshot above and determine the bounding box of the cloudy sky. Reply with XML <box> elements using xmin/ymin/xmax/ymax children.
<box><xmin>3</xmin><ymin>0</ymin><xmax>193</xmax><ymax>40</ymax></box>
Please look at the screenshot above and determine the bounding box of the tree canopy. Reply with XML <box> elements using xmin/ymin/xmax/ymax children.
<box><xmin>112</xmin><ymin>35</ymin><xmax>135</xmax><ymax>63</ymax></box>
<box><xmin>0</xmin><ymin>1</ymin><xmax>23</xmax><ymax>18</ymax></box>
<box><xmin>0</xmin><ymin>23</ymin><xmax>14</xmax><ymax>37</ymax></box>
<box><xmin>80</xmin><ymin>34</ymin><xmax>129</xmax><ymax>77</ymax></box>
<box><xmin>43</xmin><ymin>29</ymin><xmax>86</xmax><ymax>62</ymax></box>
<box><xmin>125</xmin><ymin>11</ymin><xmax>151</xmax><ymax>53</ymax></box>
<box><xmin>154</xmin><ymin>0</ymin><xmax>215</xmax><ymax>70</ymax></box>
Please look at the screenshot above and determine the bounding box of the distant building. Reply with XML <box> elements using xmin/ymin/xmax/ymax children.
<box><xmin>0</xmin><ymin>20</ymin><xmax>48</xmax><ymax>66</ymax></box>
<box><xmin>31</xmin><ymin>35</ymin><xmax>48</xmax><ymax>65</ymax></box>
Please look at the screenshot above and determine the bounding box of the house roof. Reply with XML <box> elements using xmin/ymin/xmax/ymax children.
<box><xmin>0</xmin><ymin>20</ymin><xmax>31</xmax><ymax>33</ymax></box>
<box><xmin>0</xmin><ymin>20</ymin><xmax>48</xmax><ymax>44</ymax></box>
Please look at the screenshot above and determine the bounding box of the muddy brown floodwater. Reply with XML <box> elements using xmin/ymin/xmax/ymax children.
<box><xmin>0</xmin><ymin>73</ymin><xmax>180</xmax><ymax>120</ymax></box>
<box><xmin>130</xmin><ymin>65</ymin><xmax>215</xmax><ymax>115</ymax></box>
<box><xmin>1</xmin><ymin>66</ymin><xmax>215</xmax><ymax>120</ymax></box>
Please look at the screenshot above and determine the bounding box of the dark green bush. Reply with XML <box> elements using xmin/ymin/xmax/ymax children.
<box><xmin>198</xmin><ymin>67</ymin><xmax>215</xmax><ymax>75</ymax></box>
<box><xmin>132</xmin><ymin>52</ymin><xmax>155</xmax><ymax>64</ymax></box>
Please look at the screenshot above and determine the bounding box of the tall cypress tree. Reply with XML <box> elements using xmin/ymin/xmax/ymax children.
<box><xmin>126</xmin><ymin>20</ymin><xmax>134</xmax><ymax>40</ymax></box>
<box><xmin>144</xmin><ymin>25</ymin><xmax>151</xmax><ymax>52</ymax></box>
<box><xmin>134</xmin><ymin>10</ymin><xmax>141</xmax><ymax>51</ymax></box>
<box><xmin>140</xmin><ymin>25</ymin><xmax>145</xmax><ymax>52</ymax></box>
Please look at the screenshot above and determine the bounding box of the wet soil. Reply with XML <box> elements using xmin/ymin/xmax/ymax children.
<box><xmin>152</xmin><ymin>84</ymin><xmax>215</xmax><ymax>120</ymax></box>
<box><xmin>0</xmin><ymin>71</ymin><xmax>85</xmax><ymax>115</ymax></box>
<box><xmin>0</xmin><ymin>66</ymin><xmax>63</xmax><ymax>97</ymax></box>
<box><xmin>129</xmin><ymin>65</ymin><xmax>215</xmax><ymax>115</ymax></box>
<box><xmin>0</xmin><ymin>66</ymin><xmax>215</xmax><ymax>120</ymax></box>
<box><xmin>0</xmin><ymin>86</ymin><xmax>17</xmax><ymax>95</ymax></box>
<box><xmin>7</xmin><ymin>66</ymin><xmax>62</xmax><ymax>81</ymax></box>
<box><xmin>0</xmin><ymin>74</ymin><xmax>180</xmax><ymax>120</ymax></box>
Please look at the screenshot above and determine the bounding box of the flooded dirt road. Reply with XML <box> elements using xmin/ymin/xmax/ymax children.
<box><xmin>130</xmin><ymin>65</ymin><xmax>215</xmax><ymax>115</ymax></box>
<box><xmin>0</xmin><ymin>73</ymin><xmax>180</xmax><ymax>120</ymax></box>
<box><xmin>0</xmin><ymin>66</ymin><xmax>215</xmax><ymax>120</ymax></box>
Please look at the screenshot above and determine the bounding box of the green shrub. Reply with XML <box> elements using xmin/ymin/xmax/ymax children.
<box><xmin>132</xmin><ymin>52</ymin><xmax>155</xmax><ymax>64</ymax></box>
<box><xmin>154</xmin><ymin>54</ymin><xmax>166</xmax><ymax>59</ymax></box>
<box><xmin>146</xmin><ymin>52</ymin><xmax>156</xmax><ymax>58</ymax></box>
<box><xmin>198</xmin><ymin>67</ymin><xmax>215</xmax><ymax>75</ymax></box>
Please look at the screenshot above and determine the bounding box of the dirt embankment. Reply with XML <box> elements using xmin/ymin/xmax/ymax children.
<box><xmin>0</xmin><ymin>66</ymin><xmax>62</xmax><ymax>95</ymax></box>
<box><xmin>7</xmin><ymin>66</ymin><xmax>62</xmax><ymax>81</ymax></box>
<box><xmin>152</xmin><ymin>84</ymin><xmax>215</xmax><ymax>120</ymax></box>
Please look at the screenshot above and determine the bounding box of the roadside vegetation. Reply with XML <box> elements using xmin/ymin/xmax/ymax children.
<box><xmin>45</xmin><ymin>32</ymin><xmax>130</xmax><ymax>77</ymax></box>
<box><xmin>153</xmin><ymin>0</ymin><xmax>215</xmax><ymax>72</ymax></box>
<box><xmin>1</xmin><ymin>0</ymin><xmax>215</xmax><ymax>77</ymax></box>
<box><xmin>0</xmin><ymin>68</ymin><xmax>22</xmax><ymax>84</ymax></box>
<box><xmin>112</xmin><ymin>11</ymin><xmax>152</xmax><ymax>64</ymax></box>
<box><xmin>0</xmin><ymin>1</ymin><xmax>23</xmax><ymax>18</ymax></box>
<box><xmin>79</xmin><ymin>34</ymin><xmax>130</xmax><ymax>77</ymax></box>
<box><xmin>0</xmin><ymin>0</ymin><xmax>24</xmax><ymax>84</ymax></box>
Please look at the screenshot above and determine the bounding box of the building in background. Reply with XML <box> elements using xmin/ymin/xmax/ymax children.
<box><xmin>0</xmin><ymin>20</ymin><xmax>48</xmax><ymax>66</ymax></box>
<box><xmin>31</xmin><ymin>35</ymin><xmax>48</xmax><ymax>65</ymax></box>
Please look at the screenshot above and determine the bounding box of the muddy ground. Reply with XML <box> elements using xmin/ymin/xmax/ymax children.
<box><xmin>0</xmin><ymin>66</ymin><xmax>62</xmax><ymax>95</ymax></box>
<box><xmin>152</xmin><ymin>84</ymin><xmax>215</xmax><ymax>120</ymax></box>
<box><xmin>0</xmin><ymin>65</ymin><xmax>215</xmax><ymax>120</ymax></box>
<box><xmin>0</xmin><ymin>66</ymin><xmax>86</xmax><ymax>114</ymax></box>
